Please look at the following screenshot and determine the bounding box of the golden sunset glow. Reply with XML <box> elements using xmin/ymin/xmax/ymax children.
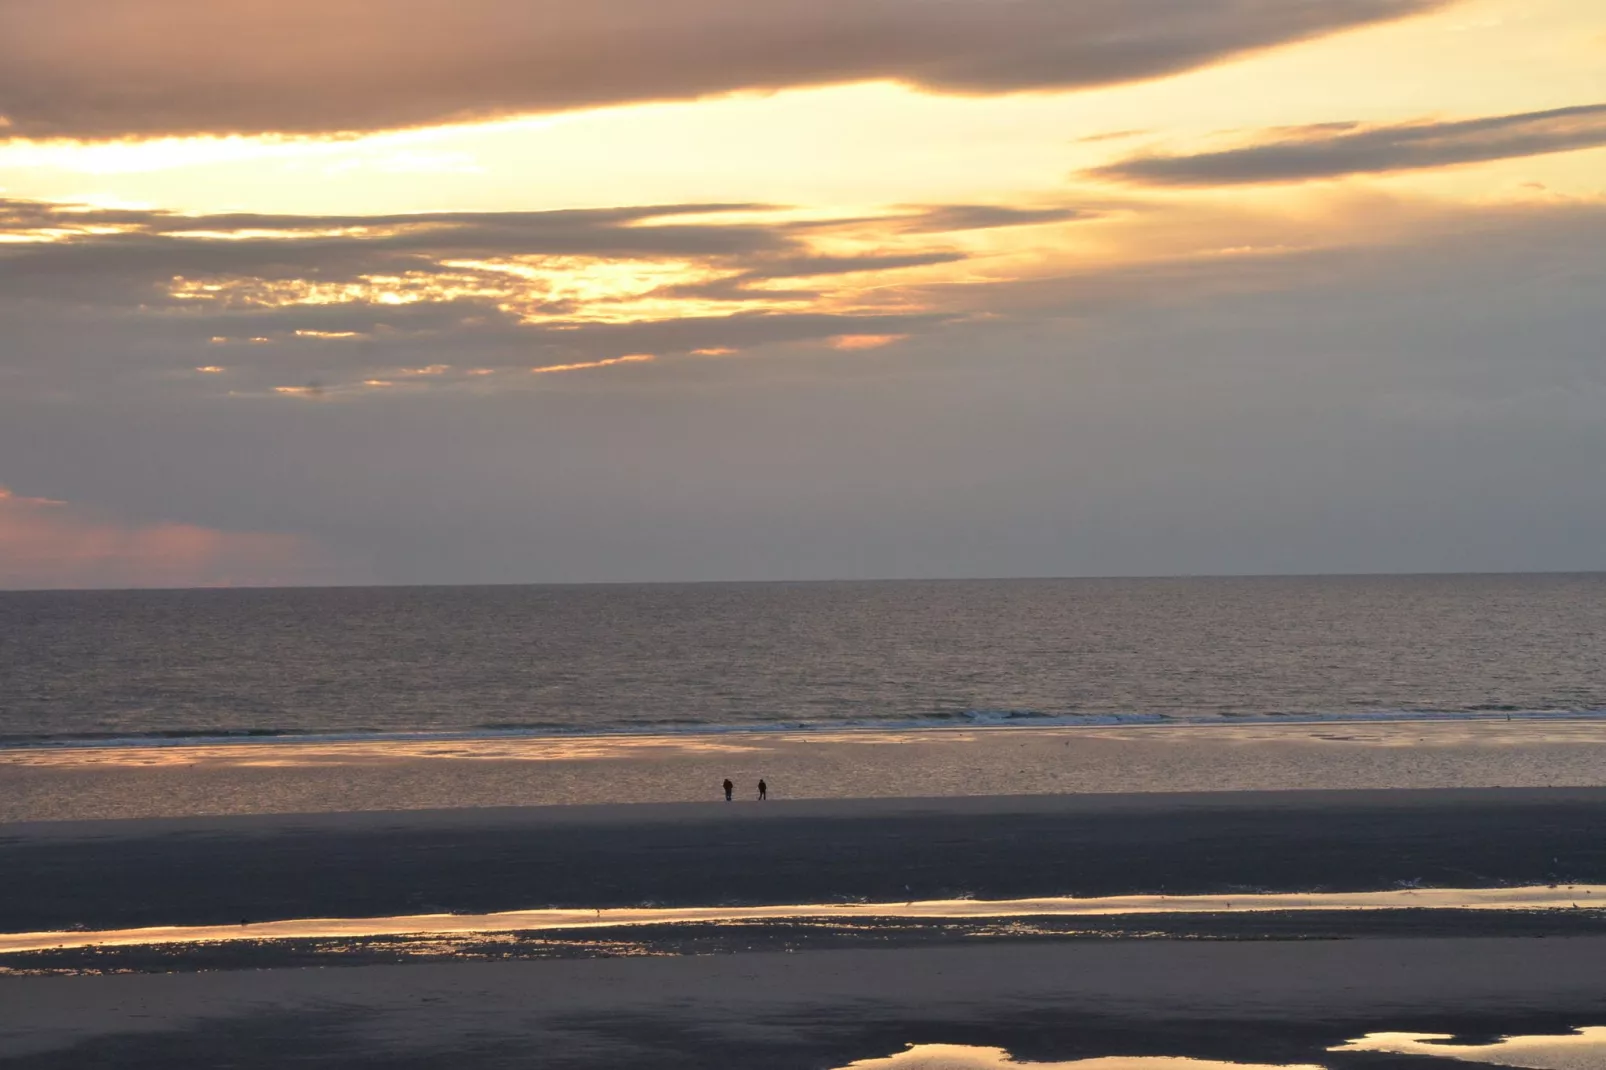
<box><xmin>828</xmin><ymin>335</ymin><xmax>908</xmax><ymax>351</ymax></box>
<box><xmin>531</xmin><ymin>354</ymin><xmax>657</xmax><ymax>375</ymax></box>
<box><xmin>10</xmin><ymin>25</ymin><xmax>1606</xmax><ymax>1070</ymax></box>
<box><xmin>3</xmin><ymin>0</ymin><xmax>1603</xmax><ymax>586</ymax></box>
<box><xmin>4</xmin><ymin>0</ymin><xmax>1601</xmax><ymax>403</ymax></box>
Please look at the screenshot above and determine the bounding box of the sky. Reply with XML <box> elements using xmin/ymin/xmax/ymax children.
<box><xmin>1</xmin><ymin>0</ymin><xmax>1603</xmax><ymax>589</ymax></box>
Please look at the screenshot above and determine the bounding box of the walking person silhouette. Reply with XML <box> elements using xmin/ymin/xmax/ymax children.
<box><xmin>758</xmin><ymin>779</ymin><xmax>768</xmax><ymax>800</ymax></box>
<box><xmin>722</xmin><ymin>778</ymin><xmax>733</xmax><ymax>802</ymax></box>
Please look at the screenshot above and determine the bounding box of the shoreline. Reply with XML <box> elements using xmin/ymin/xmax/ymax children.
<box><xmin>6</xmin><ymin>706</ymin><xmax>1606</xmax><ymax>754</ymax></box>
<box><xmin>7</xmin><ymin>718</ymin><xmax>1606</xmax><ymax>824</ymax></box>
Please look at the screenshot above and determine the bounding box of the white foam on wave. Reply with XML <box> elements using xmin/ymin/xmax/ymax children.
<box><xmin>4</xmin><ymin>707</ymin><xmax>1605</xmax><ymax>755</ymax></box>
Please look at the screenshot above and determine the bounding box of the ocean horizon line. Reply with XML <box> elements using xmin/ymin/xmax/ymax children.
<box><xmin>4</xmin><ymin>569</ymin><xmax>1606</xmax><ymax>596</ymax></box>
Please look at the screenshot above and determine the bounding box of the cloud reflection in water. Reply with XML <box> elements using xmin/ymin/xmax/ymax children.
<box><xmin>1333</xmin><ymin>1028</ymin><xmax>1606</xmax><ymax>1070</ymax></box>
<box><xmin>841</xmin><ymin>1035</ymin><xmax>1606</xmax><ymax>1070</ymax></box>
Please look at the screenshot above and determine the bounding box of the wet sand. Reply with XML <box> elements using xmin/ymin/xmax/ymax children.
<box><xmin>9</xmin><ymin>885</ymin><xmax>1606</xmax><ymax>957</ymax></box>
<box><xmin>4</xmin><ymin>937</ymin><xmax>1606</xmax><ymax>1068</ymax></box>
<box><xmin>6</xmin><ymin>787</ymin><xmax>1606</xmax><ymax>1066</ymax></box>
<box><xmin>5</xmin><ymin>787</ymin><xmax>1606</xmax><ymax>932</ymax></box>
<box><xmin>6</xmin><ymin>718</ymin><xmax>1606</xmax><ymax>823</ymax></box>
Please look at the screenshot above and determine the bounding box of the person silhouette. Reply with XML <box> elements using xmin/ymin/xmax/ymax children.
<box><xmin>722</xmin><ymin>779</ymin><xmax>733</xmax><ymax>802</ymax></box>
<box><xmin>758</xmin><ymin>779</ymin><xmax>768</xmax><ymax>800</ymax></box>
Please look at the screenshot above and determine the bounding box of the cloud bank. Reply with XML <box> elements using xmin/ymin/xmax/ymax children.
<box><xmin>0</xmin><ymin>488</ymin><xmax>339</xmax><ymax>589</ymax></box>
<box><xmin>2</xmin><ymin>201</ymin><xmax>1603</xmax><ymax>585</ymax></box>
<box><xmin>0</xmin><ymin>197</ymin><xmax>1088</xmax><ymax>395</ymax></box>
<box><xmin>0</xmin><ymin>0</ymin><xmax>1444</xmax><ymax>139</ymax></box>
<box><xmin>1093</xmin><ymin>103</ymin><xmax>1606</xmax><ymax>185</ymax></box>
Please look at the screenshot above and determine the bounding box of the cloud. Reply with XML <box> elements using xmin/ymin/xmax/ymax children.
<box><xmin>0</xmin><ymin>197</ymin><xmax>1008</xmax><ymax>395</ymax></box>
<box><xmin>828</xmin><ymin>334</ymin><xmax>908</xmax><ymax>350</ymax></box>
<box><xmin>0</xmin><ymin>202</ymin><xmax>797</xmax><ymax>293</ymax></box>
<box><xmin>0</xmin><ymin>0</ymin><xmax>1445</xmax><ymax>139</ymax></box>
<box><xmin>0</xmin><ymin>487</ymin><xmax>344</xmax><ymax>589</ymax></box>
<box><xmin>1091</xmin><ymin>103</ymin><xmax>1606</xmax><ymax>185</ymax></box>
<box><xmin>530</xmin><ymin>354</ymin><xmax>656</xmax><ymax>375</ymax></box>
<box><xmin>2</xmin><ymin>200</ymin><xmax>1602</xmax><ymax>584</ymax></box>
<box><xmin>0</xmin><ymin>199</ymin><xmax>943</xmax><ymax>292</ymax></box>
<box><xmin>893</xmin><ymin>205</ymin><xmax>1095</xmax><ymax>233</ymax></box>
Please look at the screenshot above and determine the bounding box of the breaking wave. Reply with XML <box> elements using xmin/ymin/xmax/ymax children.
<box><xmin>3</xmin><ymin>706</ymin><xmax>1604</xmax><ymax>753</ymax></box>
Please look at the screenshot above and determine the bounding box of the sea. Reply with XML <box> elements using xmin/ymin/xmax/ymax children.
<box><xmin>2</xmin><ymin>573</ymin><xmax>1604</xmax><ymax>750</ymax></box>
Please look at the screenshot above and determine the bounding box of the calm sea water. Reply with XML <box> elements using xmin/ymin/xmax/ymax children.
<box><xmin>1</xmin><ymin>575</ymin><xmax>1603</xmax><ymax>747</ymax></box>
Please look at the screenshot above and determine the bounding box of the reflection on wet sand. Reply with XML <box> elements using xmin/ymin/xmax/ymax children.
<box><xmin>1333</xmin><ymin>1028</ymin><xmax>1606</xmax><ymax>1070</ymax></box>
<box><xmin>10</xmin><ymin>720</ymin><xmax>1606</xmax><ymax>822</ymax></box>
<box><xmin>3</xmin><ymin>885</ymin><xmax>1602</xmax><ymax>956</ymax></box>
<box><xmin>834</xmin><ymin>1035</ymin><xmax>1606</xmax><ymax>1070</ymax></box>
<box><xmin>839</xmin><ymin>1049</ymin><xmax>1324</xmax><ymax>1070</ymax></box>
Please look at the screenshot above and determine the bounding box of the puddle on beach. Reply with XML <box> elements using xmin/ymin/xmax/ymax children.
<box><xmin>837</xmin><ymin>1033</ymin><xmax>1606</xmax><ymax>1070</ymax></box>
<box><xmin>1333</xmin><ymin>1028</ymin><xmax>1606</xmax><ymax>1070</ymax></box>
<box><xmin>837</xmin><ymin>1050</ymin><xmax>1322</xmax><ymax>1070</ymax></box>
<box><xmin>2</xmin><ymin>885</ymin><xmax>1602</xmax><ymax>955</ymax></box>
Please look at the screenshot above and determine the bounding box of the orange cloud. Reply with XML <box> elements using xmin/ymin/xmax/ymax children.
<box><xmin>531</xmin><ymin>354</ymin><xmax>656</xmax><ymax>374</ymax></box>
<box><xmin>0</xmin><ymin>0</ymin><xmax>1443</xmax><ymax>140</ymax></box>
<box><xmin>0</xmin><ymin>486</ymin><xmax>343</xmax><ymax>590</ymax></box>
<box><xmin>828</xmin><ymin>334</ymin><xmax>908</xmax><ymax>350</ymax></box>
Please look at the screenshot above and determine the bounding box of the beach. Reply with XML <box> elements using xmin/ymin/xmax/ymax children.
<box><xmin>6</xmin><ymin>0</ymin><xmax>1605</xmax><ymax>1047</ymax></box>
<box><xmin>7</xmin><ymin>717</ymin><xmax>1606</xmax><ymax>823</ymax></box>
<box><xmin>5</xmin><ymin>767</ymin><xmax>1606</xmax><ymax>1066</ymax></box>
<box><xmin>5</xmin><ymin>786</ymin><xmax>1606</xmax><ymax>932</ymax></box>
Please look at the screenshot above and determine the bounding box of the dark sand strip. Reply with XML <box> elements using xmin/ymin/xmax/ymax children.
<box><xmin>5</xmin><ymin>788</ymin><xmax>1606</xmax><ymax>932</ymax></box>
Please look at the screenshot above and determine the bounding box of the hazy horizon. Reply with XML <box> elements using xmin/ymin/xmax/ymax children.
<box><xmin>5</xmin><ymin>568</ymin><xmax>1606</xmax><ymax>596</ymax></box>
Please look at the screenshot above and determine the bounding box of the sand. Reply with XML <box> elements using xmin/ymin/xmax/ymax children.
<box><xmin>6</xmin><ymin>719</ymin><xmax>1606</xmax><ymax>823</ymax></box>
<box><xmin>4</xmin><ymin>787</ymin><xmax>1606</xmax><ymax>933</ymax></box>
<box><xmin>9</xmin><ymin>885</ymin><xmax>1606</xmax><ymax>956</ymax></box>
<box><xmin>4</xmin><ymin>787</ymin><xmax>1606</xmax><ymax>1066</ymax></box>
